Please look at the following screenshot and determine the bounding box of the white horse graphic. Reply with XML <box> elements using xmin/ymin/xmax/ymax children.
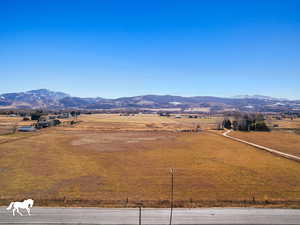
<box><xmin>6</xmin><ymin>199</ymin><xmax>34</xmax><ymax>216</ymax></box>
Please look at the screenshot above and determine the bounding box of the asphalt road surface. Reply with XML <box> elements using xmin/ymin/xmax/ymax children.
<box><xmin>1</xmin><ymin>207</ymin><xmax>300</xmax><ymax>224</ymax></box>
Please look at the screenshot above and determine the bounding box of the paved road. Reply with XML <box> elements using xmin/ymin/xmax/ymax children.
<box><xmin>222</xmin><ymin>130</ymin><xmax>300</xmax><ymax>163</ymax></box>
<box><xmin>1</xmin><ymin>207</ymin><xmax>300</xmax><ymax>224</ymax></box>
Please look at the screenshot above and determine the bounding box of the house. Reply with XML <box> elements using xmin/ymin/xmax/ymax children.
<box><xmin>159</xmin><ymin>112</ymin><xmax>170</xmax><ymax>117</ymax></box>
<box><xmin>57</xmin><ymin>113</ymin><xmax>71</xmax><ymax>119</ymax></box>
<box><xmin>48</xmin><ymin>119</ymin><xmax>61</xmax><ymax>126</ymax></box>
<box><xmin>36</xmin><ymin>120</ymin><xmax>49</xmax><ymax>129</ymax></box>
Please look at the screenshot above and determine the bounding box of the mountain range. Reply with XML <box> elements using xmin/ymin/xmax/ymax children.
<box><xmin>0</xmin><ymin>89</ymin><xmax>299</xmax><ymax>112</ymax></box>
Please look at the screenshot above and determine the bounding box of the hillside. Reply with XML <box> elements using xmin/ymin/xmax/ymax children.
<box><xmin>0</xmin><ymin>89</ymin><xmax>299</xmax><ymax>112</ymax></box>
<box><xmin>0</xmin><ymin>89</ymin><xmax>69</xmax><ymax>109</ymax></box>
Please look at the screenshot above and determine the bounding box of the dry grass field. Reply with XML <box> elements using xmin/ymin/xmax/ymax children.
<box><xmin>0</xmin><ymin>115</ymin><xmax>38</xmax><ymax>143</ymax></box>
<box><xmin>0</xmin><ymin>115</ymin><xmax>20</xmax><ymax>135</ymax></box>
<box><xmin>270</xmin><ymin>118</ymin><xmax>300</xmax><ymax>130</ymax></box>
<box><xmin>1</xmin><ymin>114</ymin><xmax>300</xmax><ymax>207</ymax></box>
<box><xmin>230</xmin><ymin>130</ymin><xmax>300</xmax><ymax>158</ymax></box>
<box><xmin>74</xmin><ymin>114</ymin><xmax>222</xmax><ymax>131</ymax></box>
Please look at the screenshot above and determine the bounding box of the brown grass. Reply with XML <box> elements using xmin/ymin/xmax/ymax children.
<box><xmin>270</xmin><ymin>118</ymin><xmax>300</xmax><ymax>129</ymax></box>
<box><xmin>0</xmin><ymin>115</ymin><xmax>20</xmax><ymax>135</ymax></box>
<box><xmin>1</xmin><ymin>114</ymin><xmax>300</xmax><ymax>207</ymax></box>
<box><xmin>72</xmin><ymin>114</ymin><xmax>222</xmax><ymax>131</ymax></box>
<box><xmin>230</xmin><ymin>130</ymin><xmax>300</xmax><ymax>158</ymax></box>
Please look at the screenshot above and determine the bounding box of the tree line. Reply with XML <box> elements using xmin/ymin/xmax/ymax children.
<box><xmin>222</xmin><ymin>112</ymin><xmax>270</xmax><ymax>131</ymax></box>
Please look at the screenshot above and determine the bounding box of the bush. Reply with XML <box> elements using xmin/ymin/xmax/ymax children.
<box><xmin>31</xmin><ymin>113</ymin><xmax>41</xmax><ymax>121</ymax></box>
<box><xmin>255</xmin><ymin>121</ymin><xmax>270</xmax><ymax>131</ymax></box>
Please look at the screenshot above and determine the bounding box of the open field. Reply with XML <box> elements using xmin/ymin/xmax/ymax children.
<box><xmin>230</xmin><ymin>130</ymin><xmax>300</xmax><ymax>158</ymax></box>
<box><xmin>0</xmin><ymin>115</ymin><xmax>39</xmax><ymax>143</ymax></box>
<box><xmin>268</xmin><ymin>117</ymin><xmax>300</xmax><ymax>135</ymax></box>
<box><xmin>1</xmin><ymin>114</ymin><xmax>300</xmax><ymax>207</ymax></box>
<box><xmin>0</xmin><ymin>115</ymin><xmax>20</xmax><ymax>135</ymax></box>
<box><xmin>270</xmin><ymin>118</ymin><xmax>300</xmax><ymax>130</ymax></box>
<box><xmin>74</xmin><ymin>113</ymin><xmax>222</xmax><ymax>131</ymax></box>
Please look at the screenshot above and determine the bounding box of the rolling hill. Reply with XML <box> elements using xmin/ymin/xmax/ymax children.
<box><xmin>0</xmin><ymin>89</ymin><xmax>299</xmax><ymax>112</ymax></box>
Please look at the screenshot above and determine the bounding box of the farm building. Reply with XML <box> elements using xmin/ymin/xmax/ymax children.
<box><xmin>18</xmin><ymin>126</ymin><xmax>36</xmax><ymax>132</ymax></box>
<box><xmin>57</xmin><ymin>113</ymin><xmax>71</xmax><ymax>119</ymax></box>
<box><xmin>36</xmin><ymin>120</ymin><xmax>49</xmax><ymax>129</ymax></box>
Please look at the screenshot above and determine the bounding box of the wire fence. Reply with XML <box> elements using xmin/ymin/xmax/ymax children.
<box><xmin>2</xmin><ymin>197</ymin><xmax>300</xmax><ymax>208</ymax></box>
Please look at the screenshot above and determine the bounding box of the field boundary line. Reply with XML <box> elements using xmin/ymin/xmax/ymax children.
<box><xmin>222</xmin><ymin>130</ymin><xmax>300</xmax><ymax>163</ymax></box>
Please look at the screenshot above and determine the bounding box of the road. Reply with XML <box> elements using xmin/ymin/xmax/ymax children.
<box><xmin>1</xmin><ymin>207</ymin><xmax>300</xmax><ymax>224</ymax></box>
<box><xmin>222</xmin><ymin>130</ymin><xmax>300</xmax><ymax>163</ymax></box>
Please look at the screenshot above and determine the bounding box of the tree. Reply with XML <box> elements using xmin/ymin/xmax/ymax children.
<box><xmin>231</xmin><ymin>112</ymin><xmax>270</xmax><ymax>132</ymax></box>
<box><xmin>232</xmin><ymin>121</ymin><xmax>239</xmax><ymax>130</ymax></box>
<box><xmin>31</xmin><ymin>112</ymin><xmax>42</xmax><ymax>120</ymax></box>
<box><xmin>70</xmin><ymin>111</ymin><xmax>76</xmax><ymax>117</ymax></box>
<box><xmin>255</xmin><ymin>121</ymin><xmax>270</xmax><ymax>131</ymax></box>
<box><xmin>223</xmin><ymin>119</ymin><xmax>232</xmax><ymax>129</ymax></box>
<box><xmin>11</xmin><ymin>124</ymin><xmax>18</xmax><ymax>134</ymax></box>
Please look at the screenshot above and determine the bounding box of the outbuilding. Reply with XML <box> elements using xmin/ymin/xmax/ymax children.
<box><xmin>18</xmin><ymin>126</ymin><xmax>36</xmax><ymax>132</ymax></box>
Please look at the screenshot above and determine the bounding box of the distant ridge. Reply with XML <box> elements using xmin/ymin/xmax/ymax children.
<box><xmin>0</xmin><ymin>89</ymin><xmax>299</xmax><ymax>112</ymax></box>
<box><xmin>233</xmin><ymin>95</ymin><xmax>288</xmax><ymax>101</ymax></box>
<box><xmin>0</xmin><ymin>89</ymin><xmax>70</xmax><ymax>109</ymax></box>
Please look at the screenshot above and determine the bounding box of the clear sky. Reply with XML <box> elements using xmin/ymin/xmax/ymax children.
<box><xmin>0</xmin><ymin>0</ymin><xmax>300</xmax><ymax>99</ymax></box>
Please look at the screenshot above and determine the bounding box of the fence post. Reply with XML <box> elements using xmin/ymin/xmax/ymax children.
<box><xmin>139</xmin><ymin>206</ymin><xmax>142</xmax><ymax>225</ymax></box>
<box><xmin>137</xmin><ymin>202</ymin><xmax>143</xmax><ymax>225</ymax></box>
<box><xmin>169</xmin><ymin>168</ymin><xmax>175</xmax><ymax>225</ymax></box>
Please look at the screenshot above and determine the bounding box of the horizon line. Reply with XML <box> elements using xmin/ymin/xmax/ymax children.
<box><xmin>0</xmin><ymin>88</ymin><xmax>298</xmax><ymax>101</ymax></box>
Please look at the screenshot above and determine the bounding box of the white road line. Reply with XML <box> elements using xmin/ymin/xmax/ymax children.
<box><xmin>222</xmin><ymin>130</ymin><xmax>300</xmax><ymax>163</ymax></box>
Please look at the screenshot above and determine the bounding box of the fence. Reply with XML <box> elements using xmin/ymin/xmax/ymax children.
<box><xmin>2</xmin><ymin>198</ymin><xmax>300</xmax><ymax>208</ymax></box>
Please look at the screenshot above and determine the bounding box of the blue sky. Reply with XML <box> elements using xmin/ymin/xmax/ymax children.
<box><xmin>0</xmin><ymin>0</ymin><xmax>300</xmax><ymax>99</ymax></box>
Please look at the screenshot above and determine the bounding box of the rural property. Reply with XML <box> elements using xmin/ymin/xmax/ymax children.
<box><xmin>1</xmin><ymin>114</ymin><xmax>300</xmax><ymax>208</ymax></box>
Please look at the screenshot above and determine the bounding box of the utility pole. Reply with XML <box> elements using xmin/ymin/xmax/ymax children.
<box><xmin>169</xmin><ymin>168</ymin><xmax>175</xmax><ymax>225</ymax></box>
<box><xmin>139</xmin><ymin>206</ymin><xmax>142</xmax><ymax>225</ymax></box>
<box><xmin>137</xmin><ymin>202</ymin><xmax>143</xmax><ymax>225</ymax></box>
